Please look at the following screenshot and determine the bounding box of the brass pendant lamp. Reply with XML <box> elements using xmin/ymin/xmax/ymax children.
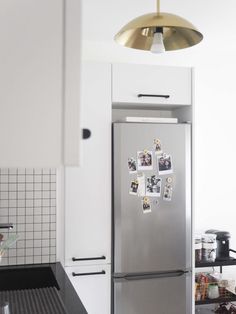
<box><xmin>114</xmin><ymin>0</ymin><xmax>203</xmax><ymax>53</ymax></box>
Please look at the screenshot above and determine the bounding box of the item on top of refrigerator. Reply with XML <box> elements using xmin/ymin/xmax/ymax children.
<box><xmin>195</xmin><ymin>234</ymin><xmax>202</xmax><ymax>263</ymax></box>
<box><xmin>124</xmin><ymin>117</ymin><xmax>178</xmax><ymax>123</ymax></box>
<box><xmin>202</xmin><ymin>234</ymin><xmax>217</xmax><ymax>262</ymax></box>
<box><xmin>137</xmin><ymin>150</ymin><xmax>153</xmax><ymax>171</ymax></box>
<box><xmin>157</xmin><ymin>153</ymin><xmax>173</xmax><ymax>175</ymax></box>
<box><xmin>128</xmin><ymin>157</ymin><xmax>137</xmax><ymax>173</ymax></box>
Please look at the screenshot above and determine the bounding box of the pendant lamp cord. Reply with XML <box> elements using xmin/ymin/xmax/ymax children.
<box><xmin>157</xmin><ymin>0</ymin><xmax>160</xmax><ymax>14</ymax></box>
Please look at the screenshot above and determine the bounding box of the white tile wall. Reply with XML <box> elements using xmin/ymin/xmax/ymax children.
<box><xmin>0</xmin><ymin>168</ymin><xmax>57</xmax><ymax>266</ymax></box>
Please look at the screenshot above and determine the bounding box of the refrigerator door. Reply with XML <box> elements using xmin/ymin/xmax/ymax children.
<box><xmin>113</xmin><ymin>123</ymin><xmax>191</xmax><ymax>274</ymax></box>
<box><xmin>113</xmin><ymin>271</ymin><xmax>192</xmax><ymax>314</ymax></box>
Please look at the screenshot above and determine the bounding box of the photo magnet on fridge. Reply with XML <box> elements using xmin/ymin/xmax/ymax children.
<box><xmin>137</xmin><ymin>173</ymin><xmax>145</xmax><ymax>197</ymax></box>
<box><xmin>153</xmin><ymin>138</ymin><xmax>162</xmax><ymax>155</ymax></box>
<box><xmin>163</xmin><ymin>184</ymin><xmax>173</xmax><ymax>201</ymax></box>
<box><xmin>157</xmin><ymin>153</ymin><xmax>173</xmax><ymax>175</ymax></box>
<box><xmin>137</xmin><ymin>150</ymin><xmax>153</xmax><ymax>171</ymax></box>
<box><xmin>146</xmin><ymin>175</ymin><xmax>161</xmax><ymax>197</ymax></box>
<box><xmin>129</xmin><ymin>180</ymin><xmax>139</xmax><ymax>195</ymax></box>
<box><xmin>166</xmin><ymin>176</ymin><xmax>173</xmax><ymax>184</ymax></box>
<box><xmin>128</xmin><ymin>157</ymin><xmax>137</xmax><ymax>173</ymax></box>
<box><xmin>142</xmin><ymin>197</ymin><xmax>151</xmax><ymax>214</ymax></box>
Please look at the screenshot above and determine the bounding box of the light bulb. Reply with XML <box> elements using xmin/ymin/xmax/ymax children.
<box><xmin>150</xmin><ymin>31</ymin><xmax>165</xmax><ymax>54</ymax></box>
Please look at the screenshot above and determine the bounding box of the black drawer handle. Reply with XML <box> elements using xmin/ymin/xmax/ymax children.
<box><xmin>137</xmin><ymin>94</ymin><xmax>170</xmax><ymax>99</ymax></box>
<box><xmin>72</xmin><ymin>256</ymin><xmax>106</xmax><ymax>262</ymax></box>
<box><xmin>72</xmin><ymin>270</ymin><xmax>106</xmax><ymax>277</ymax></box>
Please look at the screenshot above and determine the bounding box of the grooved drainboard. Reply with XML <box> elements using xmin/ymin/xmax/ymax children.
<box><xmin>0</xmin><ymin>287</ymin><xmax>68</xmax><ymax>314</ymax></box>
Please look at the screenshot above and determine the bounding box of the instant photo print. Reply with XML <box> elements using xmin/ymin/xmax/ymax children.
<box><xmin>137</xmin><ymin>150</ymin><xmax>153</xmax><ymax>171</ymax></box>
<box><xmin>146</xmin><ymin>175</ymin><xmax>161</xmax><ymax>197</ymax></box>
<box><xmin>163</xmin><ymin>184</ymin><xmax>173</xmax><ymax>201</ymax></box>
<box><xmin>129</xmin><ymin>180</ymin><xmax>139</xmax><ymax>195</ymax></box>
<box><xmin>153</xmin><ymin>138</ymin><xmax>162</xmax><ymax>155</ymax></box>
<box><xmin>128</xmin><ymin>157</ymin><xmax>137</xmax><ymax>173</ymax></box>
<box><xmin>142</xmin><ymin>197</ymin><xmax>151</xmax><ymax>214</ymax></box>
<box><xmin>157</xmin><ymin>153</ymin><xmax>173</xmax><ymax>175</ymax></box>
<box><xmin>137</xmin><ymin>173</ymin><xmax>145</xmax><ymax>197</ymax></box>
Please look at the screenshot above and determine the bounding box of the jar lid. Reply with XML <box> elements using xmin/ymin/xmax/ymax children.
<box><xmin>215</xmin><ymin>231</ymin><xmax>231</xmax><ymax>240</ymax></box>
<box><xmin>202</xmin><ymin>233</ymin><xmax>217</xmax><ymax>242</ymax></box>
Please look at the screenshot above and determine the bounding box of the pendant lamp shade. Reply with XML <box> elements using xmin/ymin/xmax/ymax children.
<box><xmin>114</xmin><ymin>11</ymin><xmax>203</xmax><ymax>52</ymax></box>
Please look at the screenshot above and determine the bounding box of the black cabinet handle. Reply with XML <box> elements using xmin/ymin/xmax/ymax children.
<box><xmin>82</xmin><ymin>128</ymin><xmax>91</xmax><ymax>139</ymax></box>
<box><xmin>72</xmin><ymin>256</ymin><xmax>106</xmax><ymax>262</ymax></box>
<box><xmin>137</xmin><ymin>94</ymin><xmax>170</xmax><ymax>99</ymax></box>
<box><xmin>72</xmin><ymin>270</ymin><xmax>106</xmax><ymax>277</ymax></box>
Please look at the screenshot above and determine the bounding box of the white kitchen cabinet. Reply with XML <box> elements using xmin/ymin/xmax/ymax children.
<box><xmin>112</xmin><ymin>63</ymin><xmax>192</xmax><ymax>107</ymax></box>
<box><xmin>65</xmin><ymin>264</ymin><xmax>111</xmax><ymax>314</ymax></box>
<box><xmin>65</xmin><ymin>62</ymin><xmax>111</xmax><ymax>267</ymax></box>
<box><xmin>0</xmin><ymin>0</ymin><xmax>81</xmax><ymax>167</ymax></box>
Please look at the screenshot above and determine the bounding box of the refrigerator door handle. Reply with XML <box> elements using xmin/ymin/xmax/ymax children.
<box><xmin>122</xmin><ymin>270</ymin><xmax>187</xmax><ymax>281</ymax></box>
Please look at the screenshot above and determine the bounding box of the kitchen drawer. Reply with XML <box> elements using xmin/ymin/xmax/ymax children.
<box><xmin>65</xmin><ymin>264</ymin><xmax>111</xmax><ymax>314</ymax></box>
<box><xmin>112</xmin><ymin>63</ymin><xmax>192</xmax><ymax>107</ymax></box>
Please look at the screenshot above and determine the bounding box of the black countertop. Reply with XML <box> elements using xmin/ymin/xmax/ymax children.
<box><xmin>0</xmin><ymin>262</ymin><xmax>87</xmax><ymax>314</ymax></box>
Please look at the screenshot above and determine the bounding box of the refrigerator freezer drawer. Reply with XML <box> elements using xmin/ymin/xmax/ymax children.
<box><xmin>113</xmin><ymin>271</ymin><xmax>192</xmax><ymax>314</ymax></box>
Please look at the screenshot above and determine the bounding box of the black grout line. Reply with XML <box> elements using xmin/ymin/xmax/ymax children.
<box><xmin>0</xmin><ymin>198</ymin><xmax>56</xmax><ymax>201</ymax></box>
<box><xmin>0</xmin><ymin>168</ymin><xmax>57</xmax><ymax>266</ymax></box>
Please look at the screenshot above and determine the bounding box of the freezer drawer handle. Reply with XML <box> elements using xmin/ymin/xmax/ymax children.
<box><xmin>72</xmin><ymin>256</ymin><xmax>106</xmax><ymax>262</ymax></box>
<box><xmin>72</xmin><ymin>270</ymin><xmax>106</xmax><ymax>277</ymax></box>
<box><xmin>123</xmin><ymin>270</ymin><xmax>186</xmax><ymax>281</ymax></box>
<box><xmin>137</xmin><ymin>94</ymin><xmax>170</xmax><ymax>99</ymax></box>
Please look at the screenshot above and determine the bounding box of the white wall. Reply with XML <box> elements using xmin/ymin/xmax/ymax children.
<box><xmin>81</xmin><ymin>0</ymin><xmax>236</xmax><ymax>250</ymax></box>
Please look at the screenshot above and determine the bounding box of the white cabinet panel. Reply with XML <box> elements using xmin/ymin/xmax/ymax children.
<box><xmin>0</xmin><ymin>0</ymin><xmax>63</xmax><ymax>167</ymax></box>
<box><xmin>65</xmin><ymin>62</ymin><xmax>111</xmax><ymax>266</ymax></box>
<box><xmin>64</xmin><ymin>0</ymin><xmax>81</xmax><ymax>166</ymax></box>
<box><xmin>65</xmin><ymin>264</ymin><xmax>111</xmax><ymax>314</ymax></box>
<box><xmin>0</xmin><ymin>0</ymin><xmax>81</xmax><ymax>167</ymax></box>
<box><xmin>112</xmin><ymin>63</ymin><xmax>192</xmax><ymax>107</ymax></box>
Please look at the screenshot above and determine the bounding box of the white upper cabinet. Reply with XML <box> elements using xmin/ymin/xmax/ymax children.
<box><xmin>112</xmin><ymin>63</ymin><xmax>192</xmax><ymax>107</ymax></box>
<box><xmin>65</xmin><ymin>62</ymin><xmax>111</xmax><ymax>266</ymax></box>
<box><xmin>0</xmin><ymin>0</ymin><xmax>81</xmax><ymax>167</ymax></box>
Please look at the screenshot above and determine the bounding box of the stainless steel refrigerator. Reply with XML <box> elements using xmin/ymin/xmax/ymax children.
<box><xmin>112</xmin><ymin>122</ymin><xmax>192</xmax><ymax>314</ymax></box>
